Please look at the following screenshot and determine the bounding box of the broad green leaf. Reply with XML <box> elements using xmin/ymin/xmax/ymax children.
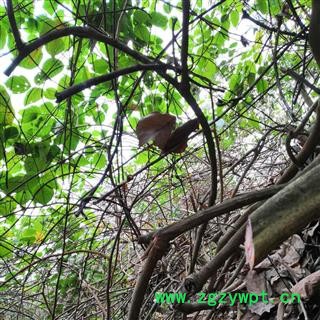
<box><xmin>134</xmin><ymin>24</ymin><xmax>150</xmax><ymax>43</ymax></box>
<box><xmin>34</xmin><ymin>184</ymin><xmax>54</xmax><ymax>205</ymax></box>
<box><xmin>46</xmin><ymin>38</ymin><xmax>66</xmax><ymax>56</ymax></box>
<box><xmin>93</xmin><ymin>110</ymin><xmax>105</xmax><ymax>123</ymax></box>
<box><xmin>44</xmin><ymin>88</ymin><xmax>56</xmax><ymax>100</ymax></box>
<box><xmin>43</xmin><ymin>0</ymin><xmax>58</xmax><ymax>15</ymax></box>
<box><xmin>247</xmin><ymin>72</ymin><xmax>256</xmax><ymax>86</ymax></box>
<box><xmin>20</xmin><ymin>48</ymin><xmax>43</xmax><ymax>69</ymax></box>
<box><xmin>46</xmin><ymin>145</ymin><xmax>60</xmax><ymax>162</ymax></box>
<box><xmin>4</xmin><ymin>126</ymin><xmax>19</xmax><ymax>140</ymax></box>
<box><xmin>0</xmin><ymin>85</ymin><xmax>14</xmax><ymax>125</ymax></box>
<box><xmin>92</xmin><ymin>59</ymin><xmax>108</xmax><ymax>74</ymax></box>
<box><xmin>0</xmin><ymin>23</ymin><xmax>7</xmax><ymax>49</ymax></box>
<box><xmin>151</xmin><ymin>12</ymin><xmax>168</xmax><ymax>29</ymax></box>
<box><xmin>133</xmin><ymin>11</ymin><xmax>151</xmax><ymax>25</ymax></box>
<box><xmin>5</xmin><ymin>75</ymin><xmax>31</xmax><ymax>93</ymax></box>
<box><xmin>0</xmin><ymin>241</ymin><xmax>12</xmax><ymax>257</ymax></box>
<box><xmin>230</xmin><ymin>10</ymin><xmax>240</xmax><ymax>27</ymax></box>
<box><xmin>229</xmin><ymin>74</ymin><xmax>240</xmax><ymax>91</ymax></box>
<box><xmin>163</xmin><ymin>3</ymin><xmax>172</xmax><ymax>13</ymax></box>
<box><xmin>55</xmin><ymin>129</ymin><xmax>81</xmax><ymax>152</ymax></box>
<box><xmin>24</xmin><ymin>87</ymin><xmax>42</xmax><ymax>105</ymax></box>
<box><xmin>21</xmin><ymin>105</ymin><xmax>55</xmax><ymax>138</ymax></box>
<box><xmin>269</xmin><ymin>0</ymin><xmax>281</xmax><ymax>15</ymax></box>
<box><xmin>25</xmin><ymin>156</ymin><xmax>47</xmax><ymax>174</ymax></box>
<box><xmin>35</xmin><ymin>58</ymin><xmax>64</xmax><ymax>84</ymax></box>
<box><xmin>20</xmin><ymin>228</ymin><xmax>36</xmax><ymax>243</ymax></box>
<box><xmin>0</xmin><ymin>175</ymin><xmax>28</xmax><ymax>194</ymax></box>
<box><xmin>256</xmin><ymin>79</ymin><xmax>268</xmax><ymax>93</ymax></box>
<box><xmin>256</xmin><ymin>0</ymin><xmax>268</xmax><ymax>14</ymax></box>
<box><xmin>92</xmin><ymin>153</ymin><xmax>107</xmax><ymax>169</ymax></box>
<box><xmin>0</xmin><ymin>198</ymin><xmax>16</xmax><ymax>216</ymax></box>
<box><xmin>75</xmin><ymin>67</ymin><xmax>90</xmax><ymax>82</ymax></box>
<box><xmin>15</xmin><ymin>190</ymin><xmax>32</xmax><ymax>204</ymax></box>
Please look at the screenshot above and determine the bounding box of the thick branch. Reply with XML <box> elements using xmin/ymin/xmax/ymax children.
<box><xmin>56</xmin><ymin>64</ymin><xmax>173</xmax><ymax>102</ymax></box>
<box><xmin>181</xmin><ymin>0</ymin><xmax>190</xmax><ymax>91</ymax></box>
<box><xmin>251</xmin><ymin>161</ymin><xmax>320</xmax><ymax>264</ymax></box>
<box><xmin>309</xmin><ymin>0</ymin><xmax>320</xmax><ymax>65</ymax></box>
<box><xmin>4</xmin><ymin>26</ymin><xmax>159</xmax><ymax>76</ymax></box>
<box><xmin>242</xmin><ymin>10</ymin><xmax>304</xmax><ymax>38</ymax></box>
<box><xmin>128</xmin><ymin>237</ymin><xmax>169</xmax><ymax>320</ymax></box>
<box><xmin>184</xmin><ymin>161</ymin><xmax>320</xmax><ymax>294</ymax></box>
<box><xmin>283</xmin><ymin>68</ymin><xmax>320</xmax><ymax>94</ymax></box>
<box><xmin>138</xmin><ymin>184</ymin><xmax>283</xmax><ymax>244</ymax></box>
<box><xmin>6</xmin><ymin>0</ymin><xmax>24</xmax><ymax>50</ymax></box>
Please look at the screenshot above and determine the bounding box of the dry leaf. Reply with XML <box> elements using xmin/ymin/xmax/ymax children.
<box><xmin>291</xmin><ymin>270</ymin><xmax>320</xmax><ymax>300</ymax></box>
<box><xmin>249</xmin><ymin>301</ymin><xmax>275</xmax><ymax>316</ymax></box>
<box><xmin>246</xmin><ymin>270</ymin><xmax>267</xmax><ymax>293</ymax></box>
<box><xmin>280</xmin><ymin>234</ymin><xmax>305</xmax><ymax>267</ymax></box>
<box><xmin>136</xmin><ymin>112</ymin><xmax>176</xmax><ymax>149</ymax></box>
<box><xmin>161</xmin><ymin>118</ymin><xmax>199</xmax><ymax>154</ymax></box>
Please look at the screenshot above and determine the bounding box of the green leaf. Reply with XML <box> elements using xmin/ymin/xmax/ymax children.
<box><xmin>42</xmin><ymin>58</ymin><xmax>64</xmax><ymax>76</ymax></box>
<box><xmin>229</xmin><ymin>74</ymin><xmax>240</xmax><ymax>91</ymax></box>
<box><xmin>133</xmin><ymin>11</ymin><xmax>151</xmax><ymax>25</ymax></box>
<box><xmin>35</xmin><ymin>58</ymin><xmax>64</xmax><ymax>84</ymax></box>
<box><xmin>21</xmin><ymin>105</ymin><xmax>55</xmax><ymax>138</ymax></box>
<box><xmin>15</xmin><ymin>190</ymin><xmax>32</xmax><ymax>204</ymax></box>
<box><xmin>151</xmin><ymin>12</ymin><xmax>168</xmax><ymax>29</ymax></box>
<box><xmin>256</xmin><ymin>79</ymin><xmax>268</xmax><ymax>93</ymax></box>
<box><xmin>43</xmin><ymin>0</ymin><xmax>58</xmax><ymax>14</ymax></box>
<box><xmin>0</xmin><ymin>86</ymin><xmax>14</xmax><ymax>125</ymax></box>
<box><xmin>34</xmin><ymin>184</ymin><xmax>54</xmax><ymax>205</ymax></box>
<box><xmin>247</xmin><ymin>72</ymin><xmax>255</xmax><ymax>86</ymax></box>
<box><xmin>0</xmin><ymin>241</ymin><xmax>12</xmax><ymax>257</ymax></box>
<box><xmin>46</xmin><ymin>145</ymin><xmax>60</xmax><ymax>162</ymax></box>
<box><xmin>0</xmin><ymin>175</ymin><xmax>28</xmax><ymax>194</ymax></box>
<box><xmin>25</xmin><ymin>156</ymin><xmax>47</xmax><ymax>174</ymax></box>
<box><xmin>21</xmin><ymin>106</ymin><xmax>40</xmax><ymax>123</ymax></box>
<box><xmin>92</xmin><ymin>153</ymin><xmax>107</xmax><ymax>169</ymax></box>
<box><xmin>256</xmin><ymin>0</ymin><xmax>268</xmax><ymax>14</ymax></box>
<box><xmin>134</xmin><ymin>24</ymin><xmax>150</xmax><ymax>43</ymax></box>
<box><xmin>136</xmin><ymin>151</ymin><xmax>149</xmax><ymax>164</ymax></box>
<box><xmin>46</xmin><ymin>38</ymin><xmax>66</xmax><ymax>56</ymax></box>
<box><xmin>20</xmin><ymin>228</ymin><xmax>36</xmax><ymax>243</ymax></box>
<box><xmin>92</xmin><ymin>59</ymin><xmax>108</xmax><ymax>74</ymax></box>
<box><xmin>163</xmin><ymin>3</ymin><xmax>172</xmax><ymax>13</ymax></box>
<box><xmin>4</xmin><ymin>126</ymin><xmax>19</xmax><ymax>140</ymax></box>
<box><xmin>25</xmin><ymin>87</ymin><xmax>43</xmax><ymax>105</ymax></box>
<box><xmin>0</xmin><ymin>23</ymin><xmax>7</xmax><ymax>49</ymax></box>
<box><xmin>269</xmin><ymin>0</ymin><xmax>281</xmax><ymax>15</ymax></box>
<box><xmin>93</xmin><ymin>110</ymin><xmax>105</xmax><ymax>124</ymax></box>
<box><xmin>55</xmin><ymin>129</ymin><xmax>81</xmax><ymax>152</ymax></box>
<box><xmin>230</xmin><ymin>10</ymin><xmax>240</xmax><ymax>27</ymax></box>
<box><xmin>0</xmin><ymin>198</ymin><xmax>16</xmax><ymax>216</ymax></box>
<box><xmin>5</xmin><ymin>75</ymin><xmax>31</xmax><ymax>93</ymax></box>
<box><xmin>44</xmin><ymin>88</ymin><xmax>56</xmax><ymax>100</ymax></box>
<box><xmin>20</xmin><ymin>49</ymin><xmax>43</xmax><ymax>69</ymax></box>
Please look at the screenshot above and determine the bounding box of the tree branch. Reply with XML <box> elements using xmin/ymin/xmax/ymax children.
<box><xmin>242</xmin><ymin>10</ymin><xmax>305</xmax><ymax>38</ymax></box>
<box><xmin>138</xmin><ymin>184</ymin><xmax>283</xmax><ymax>244</ymax></box>
<box><xmin>4</xmin><ymin>26</ymin><xmax>163</xmax><ymax>76</ymax></box>
<box><xmin>6</xmin><ymin>0</ymin><xmax>24</xmax><ymax>50</ymax></box>
<box><xmin>181</xmin><ymin>0</ymin><xmax>190</xmax><ymax>92</ymax></box>
<box><xmin>56</xmin><ymin>63</ymin><xmax>174</xmax><ymax>102</ymax></box>
<box><xmin>282</xmin><ymin>68</ymin><xmax>320</xmax><ymax>94</ymax></box>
